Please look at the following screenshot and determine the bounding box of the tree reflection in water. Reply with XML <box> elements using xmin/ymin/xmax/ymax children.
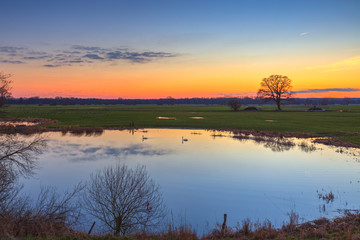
<box><xmin>0</xmin><ymin>134</ymin><xmax>84</xmax><ymax>237</ymax></box>
<box><xmin>233</xmin><ymin>134</ymin><xmax>317</xmax><ymax>153</ymax></box>
<box><xmin>0</xmin><ymin>135</ymin><xmax>46</xmax><ymax>202</ymax></box>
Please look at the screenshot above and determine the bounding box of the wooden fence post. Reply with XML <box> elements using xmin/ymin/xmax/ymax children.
<box><xmin>88</xmin><ymin>221</ymin><xmax>96</xmax><ymax>235</ymax></box>
<box><xmin>221</xmin><ymin>213</ymin><xmax>227</xmax><ymax>236</ymax></box>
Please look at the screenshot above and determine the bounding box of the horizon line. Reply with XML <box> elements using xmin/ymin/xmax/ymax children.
<box><xmin>9</xmin><ymin>96</ymin><xmax>360</xmax><ymax>100</ymax></box>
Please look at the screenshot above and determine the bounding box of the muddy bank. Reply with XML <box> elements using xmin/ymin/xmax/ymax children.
<box><xmin>210</xmin><ymin>128</ymin><xmax>360</xmax><ymax>149</ymax></box>
<box><xmin>313</xmin><ymin>138</ymin><xmax>360</xmax><ymax>149</ymax></box>
<box><xmin>0</xmin><ymin>119</ymin><xmax>358</xmax><ymax>149</ymax></box>
<box><xmin>0</xmin><ymin>117</ymin><xmax>59</xmax><ymax>126</ymax></box>
<box><xmin>0</xmin><ymin>125</ymin><xmax>128</xmax><ymax>136</ymax></box>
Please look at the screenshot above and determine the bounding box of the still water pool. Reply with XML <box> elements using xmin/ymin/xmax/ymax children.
<box><xmin>21</xmin><ymin>129</ymin><xmax>360</xmax><ymax>234</ymax></box>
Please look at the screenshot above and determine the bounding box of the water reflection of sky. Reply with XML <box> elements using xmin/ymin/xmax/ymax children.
<box><xmin>21</xmin><ymin>129</ymin><xmax>360</xmax><ymax>234</ymax></box>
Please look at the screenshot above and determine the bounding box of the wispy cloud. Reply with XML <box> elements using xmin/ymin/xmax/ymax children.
<box><xmin>299</xmin><ymin>32</ymin><xmax>309</xmax><ymax>36</ymax></box>
<box><xmin>106</xmin><ymin>50</ymin><xmax>176</xmax><ymax>63</ymax></box>
<box><xmin>43</xmin><ymin>64</ymin><xmax>61</xmax><ymax>68</ymax></box>
<box><xmin>72</xmin><ymin>45</ymin><xmax>106</xmax><ymax>53</ymax></box>
<box><xmin>0</xmin><ymin>45</ymin><xmax>178</xmax><ymax>67</ymax></box>
<box><xmin>292</xmin><ymin>88</ymin><xmax>360</xmax><ymax>94</ymax></box>
<box><xmin>83</xmin><ymin>54</ymin><xmax>104</xmax><ymax>60</ymax></box>
<box><xmin>23</xmin><ymin>55</ymin><xmax>50</xmax><ymax>60</ymax></box>
<box><xmin>306</xmin><ymin>56</ymin><xmax>360</xmax><ymax>72</ymax></box>
<box><xmin>215</xmin><ymin>92</ymin><xmax>256</xmax><ymax>98</ymax></box>
<box><xmin>0</xmin><ymin>46</ymin><xmax>26</xmax><ymax>54</ymax></box>
<box><xmin>0</xmin><ymin>60</ymin><xmax>24</xmax><ymax>64</ymax></box>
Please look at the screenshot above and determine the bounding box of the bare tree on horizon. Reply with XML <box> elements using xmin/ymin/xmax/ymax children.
<box><xmin>257</xmin><ymin>75</ymin><xmax>293</xmax><ymax>111</ymax></box>
<box><xmin>0</xmin><ymin>72</ymin><xmax>12</xmax><ymax>107</ymax></box>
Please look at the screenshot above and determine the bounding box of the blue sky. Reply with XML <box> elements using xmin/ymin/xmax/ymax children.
<box><xmin>1</xmin><ymin>0</ymin><xmax>359</xmax><ymax>98</ymax></box>
<box><xmin>2</xmin><ymin>0</ymin><xmax>359</xmax><ymax>50</ymax></box>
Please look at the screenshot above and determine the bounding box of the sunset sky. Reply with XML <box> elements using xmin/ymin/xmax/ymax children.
<box><xmin>1</xmin><ymin>0</ymin><xmax>359</xmax><ymax>99</ymax></box>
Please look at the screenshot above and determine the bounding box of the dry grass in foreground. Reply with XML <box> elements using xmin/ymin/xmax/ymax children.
<box><xmin>4</xmin><ymin>212</ymin><xmax>360</xmax><ymax>240</ymax></box>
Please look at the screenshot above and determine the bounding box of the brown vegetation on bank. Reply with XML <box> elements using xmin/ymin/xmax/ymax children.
<box><xmin>6</xmin><ymin>212</ymin><xmax>360</xmax><ymax>239</ymax></box>
<box><xmin>0</xmin><ymin>117</ymin><xmax>59</xmax><ymax>125</ymax></box>
<box><xmin>314</xmin><ymin>138</ymin><xmax>360</xmax><ymax>148</ymax></box>
<box><xmin>0</xmin><ymin>125</ymin><xmax>107</xmax><ymax>136</ymax></box>
<box><xmin>0</xmin><ymin>212</ymin><xmax>74</xmax><ymax>238</ymax></box>
<box><xmin>200</xmin><ymin>212</ymin><xmax>360</xmax><ymax>240</ymax></box>
<box><xmin>59</xmin><ymin>126</ymin><xmax>105</xmax><ymax>136</ymax></box>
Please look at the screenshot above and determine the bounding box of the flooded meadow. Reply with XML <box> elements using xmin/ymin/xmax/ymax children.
<box><xmin>18</xmin><ymin>129</ymin><xmax>360</xmax><ymax>234</ymax></box>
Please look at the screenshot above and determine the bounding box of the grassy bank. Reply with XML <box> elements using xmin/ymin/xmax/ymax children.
<box><xmin>2</xmin><ymin>104</ymin><xmax>360</xmax><ymax>145</ymax></box>
<box><xmin>7</xmin><ymin>212</ymin><xmax>360</xmax><ymax>239</ymax></box>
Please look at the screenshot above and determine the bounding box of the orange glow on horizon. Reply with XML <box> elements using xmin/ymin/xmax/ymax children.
<box><xmin>6</xmin><ymin>53</ymin><xmax>360</xmax><ymax>99</ymax></box>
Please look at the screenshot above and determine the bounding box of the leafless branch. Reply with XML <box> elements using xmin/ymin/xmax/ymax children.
<box><xmin>0</xmin><ymin>134</ymin><xmax>46</xmax><ymax>177</ymax></box>
<box><xmin>83</xmin><ymin>163</ymin><xmax>166</xmax><ymax>235</ymax></box>
<box><xmin>0</xmin><ymin>134</ymin><xmax>46</xmax><ymax>206</ymax></box>
<box><xmin>0</xmin><ymin>183</ymin><xmax>84</xmax><ymax>237</ymax></box>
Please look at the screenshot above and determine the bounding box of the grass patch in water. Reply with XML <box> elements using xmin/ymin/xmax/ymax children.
<box><xmin>2</xmin><ymin>104</ymin><xmax>360</xmax><ymax>146</ymax></box>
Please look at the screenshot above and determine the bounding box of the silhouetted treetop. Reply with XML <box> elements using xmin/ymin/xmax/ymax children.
<box><xmin>257</xmin><ymin>75</ymin><xmax>293</xmax><ymax>111</ymax></box>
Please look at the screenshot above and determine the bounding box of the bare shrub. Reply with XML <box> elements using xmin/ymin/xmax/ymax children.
<box><xmin>242</xmin><ymin>218</ymin><xmax>252</xmax><ymax>235</ymax></box>
<box><xmin>33</xmin><ymin>184</ymin><xmax>84</xmax><ymax>226</ymax></box>
<box><xmin>160</xmin><ymin>224</ymin><xmax>198</xmax><ymax>240</ymax></box>
<box><xmin>0</xmin><ymin>134</ymin><xmax>84</xmax><ymax>237</ymax></box>
<box><xmin>318</xmin><ymin>190</ymin><xmax>335</xmax><ymax>203</ymax></box>
<box><xmin>0</xmin><ymin>135</ymin><xmax>46</xmax><ymax>205</ymax></box>
<box><xmin>252</xmin><ymin>219</ymin><xmax>278</xmax><ymax>239</ymax></box>
<box><xmin>83</xmin><ymin>163</ymin><xmax>166</xmax><ymax>235</ymax></box>
<box><xmin>0</xmin><ymin>184</ymin><xmax>84</xmax><ymax>238</ymax></box>
<box><xmin>228</xmin><ymin>99</ymin><xmax>241</xmax><ymax>112</ymax></box>
<box><xmin>282</xmin><ymin>210</ymin><xmax>299</xmax><ymax>233</ymax></box>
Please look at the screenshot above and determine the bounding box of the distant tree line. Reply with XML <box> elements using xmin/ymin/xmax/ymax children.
<box><xmin>6</xmin><ymin>97</ymin><xmax>360</xmax><ymax>106</ymax></box>
<box><xmin>2</xmin><ymin>71</ymin><xmax>359</xmax><ymax>107</ymax></box>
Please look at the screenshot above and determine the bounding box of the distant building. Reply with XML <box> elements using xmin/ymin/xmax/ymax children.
<box><xmin>307</xmin><ymin>106</ymin><xmax>325</xmax><ymax>112</ymax></box>
<box><xmin>243</xmin><ymin>106</ymin><xmax>261</xmax><ymax>111</ymax></box>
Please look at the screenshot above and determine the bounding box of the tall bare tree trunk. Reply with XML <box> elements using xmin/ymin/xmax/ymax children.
<box><xmin>276</xmin><ymin>99</ymin><xmax>282</xmax><ymax>111</ymax></box>
<box><xmin>115</xmin><ymin>217</ymin><xmax>121</xmax><ymax>235</ymax></box>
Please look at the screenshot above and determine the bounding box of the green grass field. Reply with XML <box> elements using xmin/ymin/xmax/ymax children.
<box><xmin>2</xmin><ymin>104</ymin><xmax>360</xmax><ymax>145</ymax></box>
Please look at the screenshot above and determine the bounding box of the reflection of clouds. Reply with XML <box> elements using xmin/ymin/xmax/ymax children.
<box><xmin>82</xmin><ymin>147</ymin><xmax>102</xmax><ymax>154</ymax></box>
<box><xmin>102</xmin><ymin>144</ymin><xmax>169</xmax><ymax>157</ymax></box>
<box><xmin>47</xmin><ymin>140</ymin><xmax>171</xmax><ymax>162</ymax></box>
